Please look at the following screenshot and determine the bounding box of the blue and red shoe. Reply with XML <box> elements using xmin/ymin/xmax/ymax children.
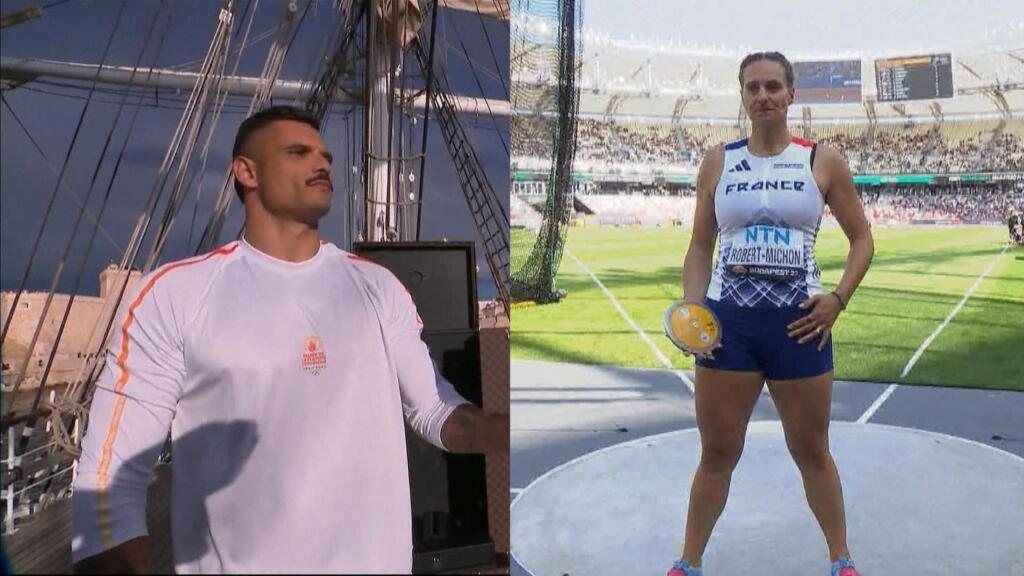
<box><xmin>831</xmin><ymin>556</ymin><xmax>860</xmax><ymax>576</ymax></box>
<box><xmin>666</xmin><ymin>558</ymin><xmax>702</xmax><ymax>576</ymax></box>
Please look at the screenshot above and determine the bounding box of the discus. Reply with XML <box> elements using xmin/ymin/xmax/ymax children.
<box><xmin>663</xmin><ymin>300</ymin><xmax>721</xmax><ymax>354</ymax></box>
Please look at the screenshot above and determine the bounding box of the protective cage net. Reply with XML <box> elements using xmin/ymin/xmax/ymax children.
<box><xmin>509</xmin><ymin>0</ymin><xmax>582</xmax><ymax>304</ymax></box>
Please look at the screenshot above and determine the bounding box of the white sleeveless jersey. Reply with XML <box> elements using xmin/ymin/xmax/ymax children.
<box><xmin>71</xmin><ymin>239</ymin><xmax>469</xmax><ymax>574</ymax></box>
<box><xmin>707</xmin><ymin>137</ymin><xmax>824</xmax><ymax>307</ymax></box>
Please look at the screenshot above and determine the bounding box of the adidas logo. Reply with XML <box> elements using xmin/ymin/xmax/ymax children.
<box><xmin>728</xmin><ymin>158</ymin><xmax>752</xmax><ymax>172</ymax></box>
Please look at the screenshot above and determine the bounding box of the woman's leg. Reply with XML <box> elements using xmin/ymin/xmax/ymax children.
<box><xmin>680</xmin><ymin>367</ymin><xmax>765</xmax><ymax>565</ymax></box>
<box><xmin>766</xmin><ymin>373</ymin><xmax>850</xmax><ymax>562</ymax></box>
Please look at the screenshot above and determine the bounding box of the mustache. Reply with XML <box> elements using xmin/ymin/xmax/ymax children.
<box><xmin>307</xmin><ymin>173</ymin><xmax>333</xmax><ymax>190</ymax></box>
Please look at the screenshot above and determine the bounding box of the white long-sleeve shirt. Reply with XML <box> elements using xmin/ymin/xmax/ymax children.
<box><xmin>71</xmin><ymin>239</ymin><xmax>470</xmax><ymax>574</ymax></box>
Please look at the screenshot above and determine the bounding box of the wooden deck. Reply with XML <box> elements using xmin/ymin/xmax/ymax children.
<box><xmin>5</xmin><ymin>463</ymin><xmax>175</xmax><ymax>574</ymax></box>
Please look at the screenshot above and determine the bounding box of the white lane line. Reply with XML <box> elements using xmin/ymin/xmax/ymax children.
<box><xmin>859</xmin><ymin>245</ymin><xmax>1010</xmax><ymax>424</ymax></box>
<box><xmin>901</xmin><ymin>245</ymin><xmax>1008</xmax><ymax>378</ymax></box>
<box><xmin>856</xmin><ymin>383</ymin><xmax>899</xmax><ymax>423</ymax></box>
<box><xmin>565</xmin><ymin>248</ymin><xmax>695</xmax><ymax>395</ymax></box>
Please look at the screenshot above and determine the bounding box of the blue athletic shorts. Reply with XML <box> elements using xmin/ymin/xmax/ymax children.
<box><xmin>694</xmin><ymin>298</ymin><xmax>833</xmax><ymax>380</ymax></box>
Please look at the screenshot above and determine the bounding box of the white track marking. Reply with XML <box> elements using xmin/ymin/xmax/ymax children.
<box><xmin>901</xmin><ymin>245</ymin><xmax>1008</xmax><ymax>378</ymax></box>
<box><xmin>856</xmin><ymin>245</ymin><xmax>1010</xmax><ymax>424</ymax></box>
<box><xmin>856</xmin><ymin>383</ymin><xmax>899</xmax><ymax>423</ymax></box>
<box><xmin>566</xmin><ymin>248</ymin><xmax>695</xmax><ymax>395</ymax></box>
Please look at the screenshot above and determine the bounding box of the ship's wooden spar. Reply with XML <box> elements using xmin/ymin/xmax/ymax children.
<box><xmin>0</xmin><ymin>57</ymin><xmax>511</xmax><ymax>117</ymax></box>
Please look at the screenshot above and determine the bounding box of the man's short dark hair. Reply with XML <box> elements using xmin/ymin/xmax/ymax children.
<box><xmin>232</xmin><ymin>105</ymin><xmax>321</xmax><ymax>202</ymax></box>
<box><xmin>738</xmin><ymin>51</ymin><xmax>795</xmax><ymax>89</ymax></box>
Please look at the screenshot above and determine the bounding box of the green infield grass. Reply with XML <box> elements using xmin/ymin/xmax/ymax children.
<box><xmin>511</xmin><ymin>225</ymin><xmax>1024</xmax><ymax>391</ymax></box>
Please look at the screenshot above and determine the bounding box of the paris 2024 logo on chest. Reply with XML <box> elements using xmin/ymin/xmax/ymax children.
<box><xmin>301</xmin><ymin>335</ymin><xmax>328</xmax><ymax>375</ymax></box>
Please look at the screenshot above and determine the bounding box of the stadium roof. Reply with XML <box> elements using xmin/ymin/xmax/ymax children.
<box><xmin>581</xmin><ymin>0</ymin><xmax>1024</xmax><ymax>57</ymax></box>
<box><xmin>512</xmin><ymin>1</ymin><xmax>1024</xmax><ymax>120</ymax></box>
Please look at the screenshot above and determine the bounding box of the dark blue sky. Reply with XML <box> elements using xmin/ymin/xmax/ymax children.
<box><xmin>0</xmin><ymin>0</ymin><xmax>509</xmax><ymax>299</ymax></box>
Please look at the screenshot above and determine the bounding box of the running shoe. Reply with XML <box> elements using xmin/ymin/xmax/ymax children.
<box><xmin>666</xmin><ymin>558</ymin><xmax>702</xmax><ymax>576</ymax></box>
<box><xmin>830</xmin><ymin>556</ymin><xmax>860</xmax><ymax>576</ymax></box>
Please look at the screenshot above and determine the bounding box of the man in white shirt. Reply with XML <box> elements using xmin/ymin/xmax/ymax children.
<box><xmin>71</xmin><ymin>105</ymin><xmax>508</xmax><ymax>574</ymax></box>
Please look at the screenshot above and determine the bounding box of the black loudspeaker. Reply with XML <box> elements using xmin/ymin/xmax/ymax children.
<box><xmin>352</xmin><ymin>242</ymin><xmax>478</xmax><ymax>332</ymax></box>
<box><xmin>352</xmin><ymin>242</ymin><xmax>493</xmax><ymax>574</ymax></box>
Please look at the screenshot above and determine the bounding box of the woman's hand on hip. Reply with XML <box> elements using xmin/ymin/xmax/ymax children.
<box><xmin>787</xmin><ymin>294</ymin><xmax>843</xmax><ymax>351</ymax></box>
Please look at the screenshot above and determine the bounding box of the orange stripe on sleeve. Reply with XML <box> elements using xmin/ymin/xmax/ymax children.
<box><xmin>95</xmin><ymin>243</ymin><xmax>237</xmax><ymax>548</ymax></box>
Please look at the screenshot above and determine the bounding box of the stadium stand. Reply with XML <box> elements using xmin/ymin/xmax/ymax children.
<box><xmin>514</xmin><ymin>117</ymin><xmax>1024</xmax><ymax>176</ymax></box>
<box><xmin>511</xmin><ymin>35</ymin><xmax>1024</xmax><ymax>236</ymax></box>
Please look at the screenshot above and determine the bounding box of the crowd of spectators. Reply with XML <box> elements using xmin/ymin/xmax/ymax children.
<box><xmin>512</xmin><ymin>117</ymin><xmax>1024</xmax><ymax>229</ymax></box>
<box><xmin>830</xmin><ymin>183</ymin><xmax>1024</xmax><ymax>225</ymax></box>
<box><xmin>512</xmin><ymin>117</ymin><xmax>1024</xmax><ymax>175</ymax></box>
<box><xmin>512</xmin><ymin>115</ymin><xmax>553</xmax><ymax>158</ymax></box>
<box><xmin>820</xmin><ymin>127</ymin><xmax>1024</xmax><ymax>174</ymax></box>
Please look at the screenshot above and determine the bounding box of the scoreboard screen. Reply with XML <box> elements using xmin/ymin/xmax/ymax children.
<box><xmin>874</xmin><ymin>53</ymin><xmax>955</xmax><ymax>102</ymax></box>
<box><xmin>793</xmin><ymin>60</ymin><xmax>862</xmax><ymax>104</ymax></box>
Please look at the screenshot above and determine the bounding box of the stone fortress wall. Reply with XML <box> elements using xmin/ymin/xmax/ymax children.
<box><xmin>1</xmin><ymin>266</ymin><xmax>142</xmax><ymax>390</ymax></box>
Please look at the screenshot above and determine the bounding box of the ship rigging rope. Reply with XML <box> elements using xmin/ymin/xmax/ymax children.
<box><xmin>195</xmin><ymin>0</ymin><xmax>311</xmax><ymax>254</ymax></box>
<box><xmin>413</xmin><ymin>0</ymin><xmax>442</xmax><ymax>237</ymax></box>
<box><xmin>194</xmin><ymin>0</ymin><xmax>268</xmax><ymax>253</ymax></box>
<box><xmin>4</xmin><ymin>16</ymin><xmax>190</xmax><ymax>533</ymax></box>
<box><xmin>28</xmin><ymin>4</ymin><xmax>177</xmax><ymax>422</ymax></box>
<box><xmin>168</xmin><ymin>26</ymin><xmax>279</xmax><ymax>72</ymax></box>
<box><xmin>122</xmin><ymin>0</ymin><xmax>239</xmax><ymax>270</ymax></box>
<box><xmin>1</xmin><ymin>2</ymin><xmax>134</xmax><ymax>415</ymax></box>
<box><xmin>60</xmin><ymin>0</ymin><xmax>231</xmax><ymax>413</ymax></box>
<box><xmin>279</xmin><ymin>0</ymin><xmax>315</xmax><ymax>79</ymax></box>
<box><xmin>445</xmin><ymin>10</ymin><xmax>509</xmax><ymax>156</ymax></box>
<box><xmin>40</xmin><ymin>0</ymin><xmax>80</xmax><ymax>11</ymax></box>
<box><xmin>212</xmin><ymin>0</ymin><xmax>312</xmax><ymax>249</ymax></box>
<box><xmin>40</xmin><ymin>397</ymin><xmax>87</xmax><ymax>457</ymax></box>
<box><xmin>483</xmin><ymin>0</ymin><xmax>511</xmax><ymax>24</ymax></box>
<box><xmin>435</xmin><ymin>48</ymin><xmax>509</xmax><ymax>224</ymax></box>
<box><xmin>236</xmin><ymin>1</ymin><xmax>330</xmax><ymax>242</ymax></box>
<box><xmin>144</xmin><ymin>0</ymin><xmax>255</xmax><ymax>271</ymax></box>
<box><xmin>234</xmin><ymin>0</ymin><xmax>256</xmax><ymax>42</ymax></box>
<box><xmin>13</xmin><ymin>82</ymin><xmax>259</xmax><ymax>113</ymax></box>
<box><xmin>0</xmin><ymin>0</ymin><xmax>130</xmax><ymax>350</ymax></box>
<box><xmin>57</xmin><ymin>2</ymin><xmax>184</xmax><ymax>413</ymax></box>
<box><xmin>294</xmin><ymin>1</ymin><xmax>343</xmax><ymax>107</ymax></box>
<box><xmin>142</xmin><ymin>2</ymin><xmax>239</xmax><ymax>272</ymax></box>
<box><xmin>474</xmin><ymin>1</ymin><xmax>509</xmax><ymax>97</ymax></box>
<box><xmin>3</xmin><ymin>1</ymin><xmax>173</xmax><ymax>420</ymax></box>
<box><xmin>55</xmin><ymin>2</ymin><xmax>284</xmax><ymax>467</ymax></box>
<box><xmin>443</xmin><ymin>38</ymin><xmax>506</xmax><ymax>86</ymax></box>
<box><xmin>0</xmin><ymin>96</ymin><xmax>122</xmax><ymax>255</ymax></box>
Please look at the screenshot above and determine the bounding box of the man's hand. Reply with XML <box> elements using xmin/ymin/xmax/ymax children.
<box><xmin>440</xmin><ymin>404</ymin><xmax>509</xmax><ymax>454</ymax></box>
